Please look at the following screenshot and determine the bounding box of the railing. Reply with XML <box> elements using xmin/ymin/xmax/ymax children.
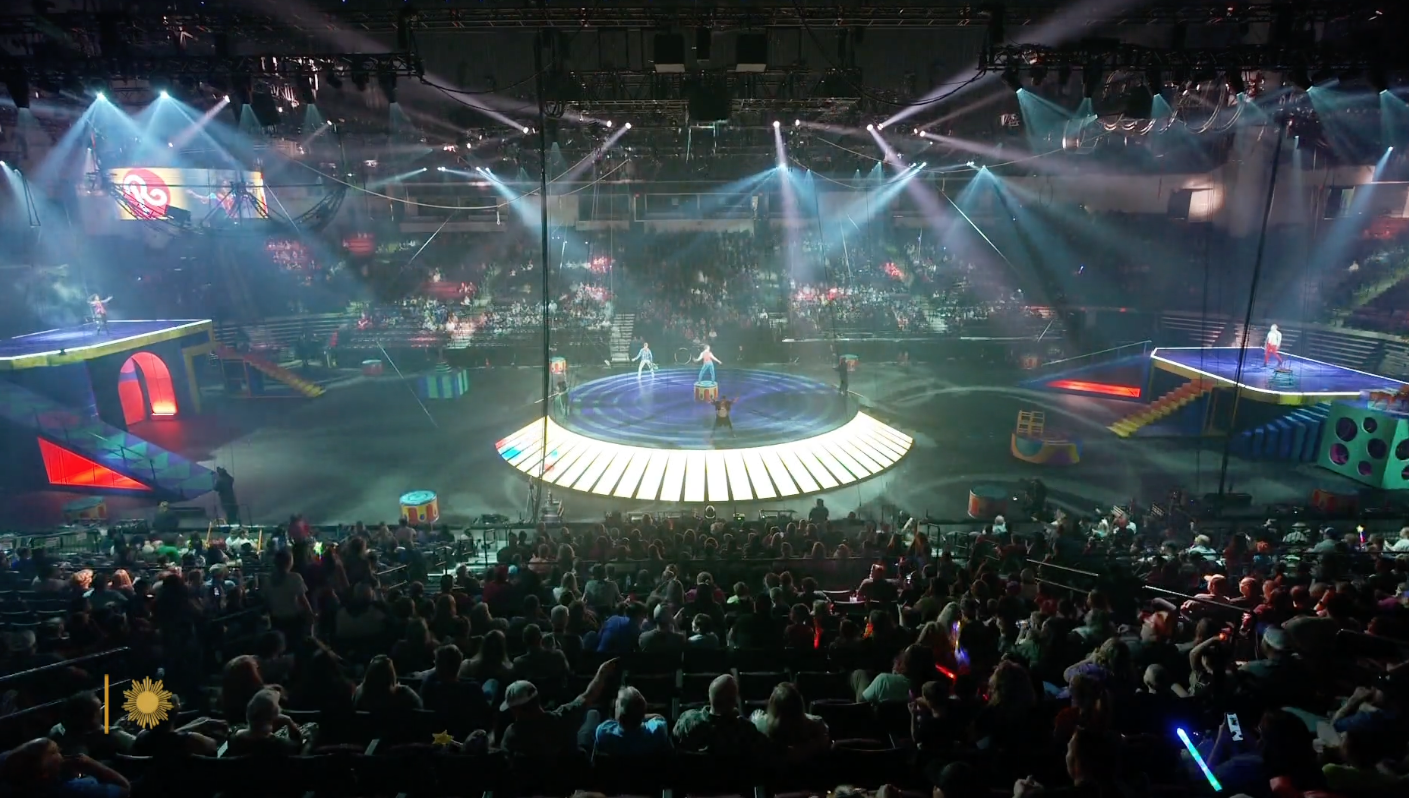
<box><xmin>0</xmin><ymin>646</ymin><xmax>131</xmax><ymax>690</ymax></box>
<box><xmin>29</xmin><ymin>409</ymin><xmax>165</xmax><ymax>493</ymax></box>
<box><xmin>1037</xmin><ymin>339</ymin><xmax>1152</xmax><ymax>373</ymax></box>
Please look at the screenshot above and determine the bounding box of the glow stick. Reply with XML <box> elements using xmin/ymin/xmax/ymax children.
<box><xmin>1177</xmin><ymin>728</ymin><xmax>1222</xmax><ymax>792</ymax></box>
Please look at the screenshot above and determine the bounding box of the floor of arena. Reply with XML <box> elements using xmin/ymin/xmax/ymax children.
<box><xmin>0</xmin><ymin>359</ymin><xmax>1364</xmax><ymax>528</ymax></box>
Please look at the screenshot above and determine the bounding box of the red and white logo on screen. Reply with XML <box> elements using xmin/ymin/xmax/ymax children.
<box><xmin>119</xmin><ymin>169</ymin><xmax>171</xmax><ymax>219</ymax></box>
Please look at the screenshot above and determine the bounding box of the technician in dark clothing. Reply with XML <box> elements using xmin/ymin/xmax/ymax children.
<box><xmin>837</xmin><ymin>358</ymin><xmax>850</xmax><ymax>395</ymax></box>
<box><xmin>215</xmin><ymin>467</ymin><xmax>238</xmax><ymax>524</ymax></box>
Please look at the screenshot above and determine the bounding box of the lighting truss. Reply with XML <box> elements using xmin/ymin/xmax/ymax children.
<box><xmin>0</xmin><ymin>2</ymin><xmax>1374</xmax><ymax>34</ymax></box>
<box><xmin>13</xmin><ymin>53</ymin><xmax>423</xmax><ymax>83</ymax></box>
<box><xmin>552</xmin><ymin>69</ymin><xmax>861</xmax><ymax>105</ymax></box>
<box><xmin>982</xmin><ymin>43</ymin><xmax>1400</xmax><ymax>75</ymax></box>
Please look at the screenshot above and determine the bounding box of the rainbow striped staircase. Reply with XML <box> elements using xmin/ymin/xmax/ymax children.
<box><xmin>214</xmin><ymin>345</ymin><xmax>325</xmax><ymax>398</ymax></box>
<box><xmin>1108</xmin><ymin>379</ymin><xmax>1214</xmax><ymax>438</ymax></box>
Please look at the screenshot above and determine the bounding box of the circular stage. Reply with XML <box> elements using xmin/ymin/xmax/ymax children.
<box><xmin>568</xmin><ymin>368</ymin><xmax>852</xmax><ymax>448</ymax></box>
<box><xmin>495</xmin><ymin>367</ymin><xmax>913</xmax><ymax>503</ymax></box>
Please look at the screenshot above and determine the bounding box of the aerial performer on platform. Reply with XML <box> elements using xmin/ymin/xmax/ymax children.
<box><xmin>1264</xmin><ymin>323</ymin><xmax>1286</xmax><ymax>368</ymax></box>
<box><xmin>88</xmin><ymin>294</ymin><xmax>112</xmax><ymax>334</ymax></box>
<box><xmin>633</xmin><ymin>341</ymin><xmax>657</xmax><ymax>378</ymax></box>
<box><xmin>693</xmin><ymin>344</ymin><xmax>722</xmax><ymax>382</ymax></box>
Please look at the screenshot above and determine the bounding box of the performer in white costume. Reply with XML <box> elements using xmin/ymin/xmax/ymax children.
<box><xmin>633</xmin><ymin>341</ymin><xmax>657</xmax><ymax>378</ymax></box>
<box><xmin>693</xmin><ymin>345</ymin><xmax>722</xmax><ymax>382</ymax></box>
<box><xmin>1264</xmin><ymin>324</ymin><xmax>1286</xmax><ymax>368</ymax></box>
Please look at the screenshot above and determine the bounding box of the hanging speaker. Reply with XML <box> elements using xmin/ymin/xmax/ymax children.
<box><xmin>654</xmin><ymin>33</ymin><xmax>685</xmax><ymax>73</ymax></box>
<box><xmin>736</xmin><ymin>33</ymin><xmax>767</xmax><ymax>72</ymax></box>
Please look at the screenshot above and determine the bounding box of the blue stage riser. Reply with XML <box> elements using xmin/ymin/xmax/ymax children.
<box><xmin>1230</xmin><ymin>405</ymin><xmax>1329</xmax><ymax>462</ymax></box>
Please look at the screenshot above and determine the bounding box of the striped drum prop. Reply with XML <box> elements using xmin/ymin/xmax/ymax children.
<box><xmin>399</xmin><ymin>491</ymin><xmax>439</xmax><ymax>524</ymax></box>
<box><xmin>418</xmin><ymin>363</ymin><xmax>470</xmax><ymax>399</ymax></box>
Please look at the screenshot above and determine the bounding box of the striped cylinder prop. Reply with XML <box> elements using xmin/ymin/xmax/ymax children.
<box><xmin>399</xmin><ymin>491</ymin><xmax>439</xmax><ymax>524</ymax></box>
<box><xmin>418</xmin><ymin>364</ymin><xmax>470</xmax><ymax>400</ymax></box>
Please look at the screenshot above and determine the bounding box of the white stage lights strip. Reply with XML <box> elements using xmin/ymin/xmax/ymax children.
<box><xmin>496</xmin><ymin>412</ymin><xmax>913</xmax><ymax>502</ymax></box>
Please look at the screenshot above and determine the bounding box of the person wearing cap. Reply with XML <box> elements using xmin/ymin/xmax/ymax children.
<box><xmin>497</xmin><ymin>656</ymin><xmax>618</xmax><ymax>764</ymax></box>
<box><xmin>1311</xmin><ymin>528</ymin><xmax>1343</xmax><ymax>554</ymax></box>
<box><xmin>1236</xmin><ymin>627</ymin><xmax>1308</xmax><ymax>708</ymax></box>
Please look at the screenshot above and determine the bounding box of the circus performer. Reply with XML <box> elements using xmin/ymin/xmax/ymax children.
<box><xmin>693</xmin><ymin>344</ymin><xmax>722</xmax><ymax>382</ymax></box>
<box><xmin>633</xmin><ymin>341</ymin><xmax>657</xmax><ymax>378</ymax></box>
<box><xmin>88</xmin><ymin>294</ymin><xmax>112</xmax><ymax>334</ymax></box>
<box><xmin>1264</xmin><ymin>323</ymin><xmax>1286</xmax><ymax>368</ymax></box>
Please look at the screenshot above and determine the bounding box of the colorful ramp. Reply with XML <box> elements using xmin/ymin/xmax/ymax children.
<box><xmin>214</xmin><ymin>345</ymin><xmax>325</xmax><ymax>398</ymax></box>
<box><xmin>1229</xmin><ymin>404</ymin><xmax>1329</xmax><ymax>463</ymax></box>
<box><xmin>0</xmin><ymin>379</ymin><xmax>215</xmax><ymax>498</ymax></box>
<box><xmin>1109</xmin><ymin>379</ymin><xmax>1214</xmax><ymax>438</ymax></box>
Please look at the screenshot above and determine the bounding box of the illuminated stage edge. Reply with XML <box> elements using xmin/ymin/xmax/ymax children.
<box><xmin>496</xmin><ymin>412</ymin><xmax>914</xmax><ymax>503</ymax></box>
<box><xmin>1149</xmin><ymin>347</ymin><xmax>1408</xmax><ymax>407</ymax></box>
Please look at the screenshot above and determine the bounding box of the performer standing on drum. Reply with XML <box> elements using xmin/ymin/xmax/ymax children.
<box><xmin>693</xmin><ymin>344</ymin><xmax>722</xmax><ymax>382</ymax></box>
<box><xmin>1263</xmin><ymin>323</ymin><xmax>1286</xmax><ymax>368</ymax></box>
<box><xmin>633</xmin><ymin>341</ymin><xmax>657</xmax><ymax>378</ymax></box>
<box><xmin>89</xmin><ymin>294</ymin><xmax>112</xmax><ymax>334</ymax></box>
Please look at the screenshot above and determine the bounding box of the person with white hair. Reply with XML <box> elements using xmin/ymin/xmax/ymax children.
<box><xmin>592</xmin><ymin>685</ymin><xmax>671</xmax><ymax>756</ymax></box>
<box><xmin>1390</xmin><ymin>526</ymin><xmax>1409</xmax><ymax>552</ymax></box>
<box><xmin>1264</xmin><ymin>323</ymin><xmax>1286</xmax><ymax>368</ymax></box>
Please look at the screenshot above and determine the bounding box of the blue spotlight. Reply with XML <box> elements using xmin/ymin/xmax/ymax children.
<box><xmin>159</xmin><ymin>90</ymin><xmax>168</xmax><ymax>98</ymax></box>
<box><xmin>95</xmin><ymin>92</ymin><xmax>106</xmax><ymax>102</ymax></box>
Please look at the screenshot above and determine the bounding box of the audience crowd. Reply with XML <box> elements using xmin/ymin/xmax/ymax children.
<box><xmin>1</xmin><ymin>504</ymin><xmax>1408</xmax><ymax>798</ymax></box>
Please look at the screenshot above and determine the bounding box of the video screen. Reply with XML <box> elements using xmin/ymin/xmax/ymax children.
<box><xmin>108</xmin><ymin>167</ymin><xmax>269</xmax><ymax>221</ymax></box>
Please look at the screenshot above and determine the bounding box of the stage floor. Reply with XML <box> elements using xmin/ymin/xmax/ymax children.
<box><xmin>1150</xmin><ymin>347</ymin><xmax>1406</xmax><ymax>405</ymax></box>
<box><xmin>0</xmin><ymin>361</ymin><xmax>1379</xmax><ymax>527</ymax></box>
<box><xmin>0</xmin><ymin>320</ymin><xmax>212</xmax><ymax>370</ymax></box>
<box><xmin>499</xmin><ymin>368</ymin><xmax>912</xmax><ymax>503</ymax></box>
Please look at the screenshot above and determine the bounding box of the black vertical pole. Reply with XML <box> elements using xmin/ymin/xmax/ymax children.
<box><xmin>1218</xmin><ymin>124</ymin><xmax>1287</xmax><ymax>499</ymax></box>
<box><xmin>532</xmin><ymin>28</ymin><xmax>553</xmax><ymax>523</ymax></box>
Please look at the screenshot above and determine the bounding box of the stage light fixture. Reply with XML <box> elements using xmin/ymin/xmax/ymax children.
<box><xmin>624</xmin><ymin>122</ymin><xmax>632</xmax><ymax>129</ymax></box>
<box><xmin>793</xmin><ymin>119</ymin><xmax>800</xmax><ymax>127</ymax></box>
<box><xmin>1002</xmin><ymin>67</ymin><xmax>1022</xmax><ymax>92</ymax></box>
<box><xmin>377</xmin><ymin>72</ymin><xmax>397</xmax><ymax>104</ymax></box>
<box><xmin>772</xmin><ymin>120</ymin><xmax>780</xmax><ymax>128</ymax></box>
<box><xmin>1224</xmin><ymin>68</ymin><xmax>1245</xmax><ymax>96</ymax></box>
<box><xmin>5</xmin><ymin>71</ymin><xmax>31</xmax><ymax>110</ymax></box>
<box><xmin>159</xmin><ymin>89</ymin><xmax>168</xmax><ymax>98</ymax></box>
<box><xmin>223</xmin><ymin>94</ymin><xmax>230</xmax><ymax>101</ymax></box>
<box><xmin>95</xmin><ymin>92</ymin><xmax>105</xmax><ymax>102</ymax></box>
<box><xmin>605</xmin><ymin>120</ymin><xmax>613</xmax><ymax>128</ymax></box>
<box><xmin>1289</xmin><ymin>64</ymin><xmax>1313</xmax><ymax>92</ymax></box>
<box><xmin>866</xmin><ymin>123</ymin><xmax>874</xmax><ymax>131</ymax></box>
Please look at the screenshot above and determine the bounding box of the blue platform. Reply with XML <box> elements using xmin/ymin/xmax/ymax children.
<box><xmin>565</xmin><ymin>368</ymin><xmax>852</xmax><ymax>449</ymax></box>
<box><xmin>1151</xmin><ymin>347</ymin><xmax>1407</xmax><ymax>405</ymax></box>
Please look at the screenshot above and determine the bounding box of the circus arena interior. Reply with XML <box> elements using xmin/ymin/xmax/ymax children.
<box><xmin>2</xmin><ymin>2</ymin><xmax>1409</xmax><ymax>798</ymax></box>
